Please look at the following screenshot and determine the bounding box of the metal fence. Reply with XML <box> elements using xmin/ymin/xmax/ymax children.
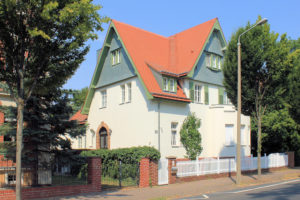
<box><xmin>177</xmin><ymin>153</ymin><xmax>288</xmax><ymax>177</ymax></box>
<box><xmin>101</xmin><ymin>160</ymin><xmax>139</xmax><ymax>189</ymax></box>
<box><xmin>0</xmin><ymin>157</ymin><xmax>88</xmax><ymax>189</ymax></box>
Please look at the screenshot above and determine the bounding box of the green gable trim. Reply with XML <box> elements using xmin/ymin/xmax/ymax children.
<box><xmin>187</xmin><ymin>19</ymin><xmax>227</xmax><ymax>78</ymax></box>
<box><xmin>81</xmin><ymin>21</ymin><xmax>153</xmax><ymax>115</ymax></box>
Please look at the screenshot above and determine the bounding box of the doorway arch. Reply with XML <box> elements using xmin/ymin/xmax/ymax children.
<box><xmin>96</xmin><ymin>122</ymin><xmax>110</xmax><ymax>149</ymax></box>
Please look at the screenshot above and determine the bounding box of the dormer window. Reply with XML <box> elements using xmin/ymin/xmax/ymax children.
<box><xmin>206</xmin><ymin>53</ymin><xmax>222</xmax><ymax>70</ymax></box>
<box><xmin>163</xmin><ymin>77</ymin><xmax>176</xmax><ymax>93</ymax></box>
<box><xmin>111</xmin><ymin>48</ymin><xmax>121</xmax><ymax>65</ymax></box>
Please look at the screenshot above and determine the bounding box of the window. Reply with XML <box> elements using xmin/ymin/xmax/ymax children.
<box><xmin>111</xmin><ymin>49</ymin><xmax>121</xmax><ymax>65</ymax></box>
<box><xmin>163</xmin><ymin>77</ymin><xmax>168</xmax><ymax>91</ymax></box>
<box><xmin>241</xmin><ymin>125</ymin><xmax>246</xmax><ymax>145</ymax></box>
<box><xmin>78</xmin><ymin>137</ymin><xmax>82</xmax><ymax>148</ymax></box>
<box><xmin>206</xmin><ymin>54</ymin><xmax>211</xmax><ymax>67</ymax></box>
<box><xmin>171</xmin><ymin>122</ymin><xmax>178</xmax><ymax>146</ymax></box>
<box><xmin>206</xmin><ymin>53</ymin><xmax>222</xmax><ymax>69</ymax></box>
<box><xmin>7</xmin><ymin>174</ymin><xmax>16</xmax><ymax>185</ymax></box>
<box><xmin>194</xmin><ymin>84</ymin><xmax>202</xmax><ymax>103</ymax></box>
<box><xmin>127</xmin><ymin>83</ymin><xmax>132</xmax><ymax>102</ymax></box>
<box><xmin>163</xmin><ymin>77</ymin><xmax>176</xmax><ymax>93</ymax></box>
<box><xmin>99</xmin><ymin>128</ymin><xmax>108</xmax><ymax>149</ymax></box>
<box><xmin>121</xmin><ymin>85</ymin><xmax>125</xmax><ymax>104</ymax></box>
<box><xmin>223</xmin><ymin>91</ymin><xmax>231</xmax><ymax>104</ymax></box>
<box><xmin>169</xmin><ymin>78</ymin><xmax>175</xmax><ymax>92</ymax></box>
<box><xmin>225</xmin><ymin>124</ymin><xmax>234</xmax><ymax>146</ymax></box>
<box><xmin>101</xmin><ymin>90</ymin><xmax>107</xmax><ymax>108</ymax></box>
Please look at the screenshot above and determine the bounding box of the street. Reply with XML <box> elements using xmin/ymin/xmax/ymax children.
<box><xmin>176</xmin><ymin>178</ymin><xmax>300</xmax><ymax>200</ymax></box>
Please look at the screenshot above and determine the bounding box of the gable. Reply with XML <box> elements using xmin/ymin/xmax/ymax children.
<box><xmin>95</xmin><ymin>32</ymin><xmax>136</xmax><ymax>88</ymax></box>
<box><xmin>192</xmin><ymin>29</ymin><xmax>226</xmax><ymax>86</ymax></box>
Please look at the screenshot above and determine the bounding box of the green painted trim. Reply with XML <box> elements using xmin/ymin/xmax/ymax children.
<box><xmin>189</xmin><ymin>80</ymin><xmax>194</xmax><ymax>102</ymax></box>
<box><xmin>82</xmin><ymin>20</ymin><xmax>154</xmax><ymax>115</ymax></box>
<box><xmin>218</xmin><ymin>87</ymin><xmax>224</xmax><ymax>104</ymax></box>
<box><xmin>187</xmin><ymin>19</ymin><xmax>227</xmax><ymax>78</ymax></box>
<box><xmin>204</xmin><ymin>85</ymin><xmax>209</xmax><ymax>105</ymax></box>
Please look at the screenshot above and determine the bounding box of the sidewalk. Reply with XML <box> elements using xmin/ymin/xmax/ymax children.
<box><xmin>44</xmin><ymin>167</ymin><xmax>300</xmax><ymax>200</ymax></box>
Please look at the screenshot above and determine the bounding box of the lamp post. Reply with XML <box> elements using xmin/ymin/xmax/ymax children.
<box><xmin>236</xmin><ymin>18</ymin><xmax>267</xmax><ymax>185</ymax></box>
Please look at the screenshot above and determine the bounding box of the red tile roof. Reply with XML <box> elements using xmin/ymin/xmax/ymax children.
<box><xmin>70</xmin><ymin>109</ymin><xmax>87</xmax><ymax>124</ymax></box>
<box><xmin>112</xmin><ymin>18</ymin><xmax>217</xmax><ymax>102</ymax></box>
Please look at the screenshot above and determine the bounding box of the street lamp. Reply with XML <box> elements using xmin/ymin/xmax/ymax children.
<box><xmin>236</xmin><ymin>18</ymin><xmax>268</xmax><ymax>185</ymax></box>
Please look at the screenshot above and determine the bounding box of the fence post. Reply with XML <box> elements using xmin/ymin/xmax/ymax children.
<box><xmin>119</xmin><ymin>160</ymin><xmax>122</xmax><ymax>188</ymax></box>
<box><xmin>217</xmin><ymin>157</ymin><xmax>220</xmax><ymax>174</ymax></box>
<box><xmin>196</xmin><ymin>158</ymin><xmax>199</xmax><ymax>176</ymax></box>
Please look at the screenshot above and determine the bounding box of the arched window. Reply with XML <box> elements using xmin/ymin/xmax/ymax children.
<box><xmin>99</xmin><ymin>127</ymin><xmax>108</xmax><ymax>149</ymax></box>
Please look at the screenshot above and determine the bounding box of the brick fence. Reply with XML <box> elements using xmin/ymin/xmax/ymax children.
<box><xmin>139</xmin><ymin>158</ymin><xmax>158</xmax><ymax>188</ymax></box>
<box><xmin>0</xmin><ymin>157</ymin><xmax>102</xmax><ymax>200</ymax></box>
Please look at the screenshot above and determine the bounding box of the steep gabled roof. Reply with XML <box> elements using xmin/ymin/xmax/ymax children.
<box><xmin>82</xmin><ymin>18</ymin><xmax>226</xmax><ymax>114</ymax></box>
<box><xmin>70</xmin><ymin>109</ymin><xmax>88</xmax><ymax>124</ymax></box>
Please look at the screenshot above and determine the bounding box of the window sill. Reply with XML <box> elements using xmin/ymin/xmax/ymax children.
<box><xmin>207</xmin><ymin>66</ymin><xmax>222</xmax><ymax>72</ymax></box>
<box><xmin>194</xmin><ymin>102</ymin><xmax>203</xmax><ymax>104</ymax></box>
<box><xmin>171</xmin><ymin>145</ymin><xmax>181</xmax><ymax>148</ymax></box>
<box><xmin>99</xmin><ymin>106</ymin><xmax>107</xmax><ymax>109</ymax></box>
<box><xmin>225</xmin><ymin>144</ymin><xmax>235</xmax><ymax>147</ymax></box>
<box><xmin>112</xmin><ymin>62</ymin><xmax>121</xmax><ymax>66</ymax></box>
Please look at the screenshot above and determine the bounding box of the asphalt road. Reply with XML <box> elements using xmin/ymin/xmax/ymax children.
<box><xmin>176</xmin><ymin>178</ymin><xmax>300</xmax><ymax>200</ymax></box>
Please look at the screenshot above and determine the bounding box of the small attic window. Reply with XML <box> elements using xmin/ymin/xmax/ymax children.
<box><xmin>111</xmin><ymin>48</ymin><xmax>121</xmax><ymax>65</ymax></box>
<box><xmin>163</xmin><ymin>77</ymin><xmax>176</xmax><ymax>93</ymax></box>
<box><xmin>206</xmin><ymin>53</ymin><xmax>222</xmax><ymax>70</ymax></box>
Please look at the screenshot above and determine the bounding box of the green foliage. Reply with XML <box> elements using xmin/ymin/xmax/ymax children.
<box><xmin>0</xmin><ymin>91</ymin><xmax>86</xmax><ymax>166</ymax></box>
<box><xmin>223</xmin><ymin>17</ymin><xmax>292</xmax><ymax>117</ymax></box>
<box><xmin>81</xmin><ymin>146</ymin><xmax>160</xmax><ymax>181</ymax></box>
<box><xmin>64</xmin><ymin>87</ymin><xmax>89</xmax><ymax>113</ymax></box>
<box><xmin>180</xmin><ymin>113</ymin><xmax>203</xmax><ymax>160</ymax></box>
<box><xmin>81</xmin><ymin>146</ymin><xmax>160</xmax><ymax>162</ymax></box>
<box><xmin>0</xmin><ymin>0</ymin><xmax>109</xmax><ymax>96</ymax></box>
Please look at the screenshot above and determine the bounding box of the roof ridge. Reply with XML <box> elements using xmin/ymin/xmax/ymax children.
<box><xmin>112</xmin><ymin>19</ymin><xmax>168</xmax><ymax>40</ymax></box>
<box><xmin>169</xmin><ymin>18</ymin><xmax>217</xmax><ymax>38</ymax></box>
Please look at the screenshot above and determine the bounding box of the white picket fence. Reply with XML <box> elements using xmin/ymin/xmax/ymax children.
<box><xmin>177</xmin><ymin>153</ymin><xmax>288</xmax><ymax>177</ymax></box>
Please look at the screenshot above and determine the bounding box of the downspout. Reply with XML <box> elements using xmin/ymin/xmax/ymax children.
<box><xmin>158</xmin><ymin>101</ymin><xmax>161</xmax><ymax>152</ymax></box>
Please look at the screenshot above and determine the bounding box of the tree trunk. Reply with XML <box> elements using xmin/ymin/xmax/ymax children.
<box><xmin>16</xmin><ymin>100</ymin><xmax>24</xmax><ymax>200</ymax></box>
<box><xmin>257</xmin><ymin>111</ymin><xmax>262</xmax><ymax>178</ymax></box>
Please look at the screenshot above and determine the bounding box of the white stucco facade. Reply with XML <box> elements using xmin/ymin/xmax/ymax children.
<box><xmin>72</xmin><ymin>76</ymin><xmax>251</xmax><ymax>159</ymax></box>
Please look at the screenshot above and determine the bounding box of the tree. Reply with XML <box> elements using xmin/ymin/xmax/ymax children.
<box><xmin>287</xmin><ymin>38</ymin><xmax>300</xmax><ymax>124</ymax></box>
<box><xmin>0</xmin><ymin>1</ymin><xmax>108</xmax><ymax>198</ymax></box>
<box><xmin>65</xmin><ymin>87</ymin><xmax>88</xmax><ymax>113</ymax></box>
<box><xmin>0</xmin><ymin>89</ymin><xmax>86</xmax><ymax>185</ymax></box>
<box><xmin>223</xmin><ymin>17</ymin><xmax>293</xmax><ymax>176</ymax></box>
<box><xmin>180</xmin><ymin>113</ymin><xmax>203</xmax><ymax>160</ymax></box>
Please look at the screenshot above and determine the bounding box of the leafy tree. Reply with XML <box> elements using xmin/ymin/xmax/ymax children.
<box><xmin>64</xmin><ymin>87</ymin><xmax>88</xmax><ymax>113</ymax></box>
<box><xmin>223</xmin><ymin>17</ymin><xmax>293</xmax><ymax>176</ymax></box>
<box><xmin>0</xmin><ymin>1</ymin><xmax>108</xmax><ymax>198</ymax></box>
<box><xmin>287</xmin><ymin>38</ymin><xmax>300</xmax><ymax>124</ymax></box>
<box><xmin>180</xmin><ymin>113</ymin><xmax>202</xmax><ymax>160</ymax></box>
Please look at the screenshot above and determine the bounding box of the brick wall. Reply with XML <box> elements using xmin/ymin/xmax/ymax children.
<box><xmin>149</xmin><ymin>160</ymin><xmax>158</xmax><ymax>186</ymax></box>
<box><xmin>0</xmin><ymin>157</ymin><xmax>102</xmax><ymax>200</ymax></box>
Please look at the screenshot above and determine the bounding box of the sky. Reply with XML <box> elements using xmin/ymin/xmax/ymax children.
<box><xmin>63</xmin><ymin>0</ymin><xmax>300</xmax><ymax>90</ymax></box>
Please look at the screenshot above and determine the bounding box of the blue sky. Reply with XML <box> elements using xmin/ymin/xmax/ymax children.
<box><xmin>63</xmin><ymin>0</ymin><xmax>300</xmax><ymax>90</ymax></box>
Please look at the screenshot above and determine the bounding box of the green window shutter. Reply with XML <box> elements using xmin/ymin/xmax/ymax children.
<box><xmin>174</xmin><ymin>80</ymin><xmax>177</xmax><ymax>93</ymax></box>
<box><xmin>204</xmin><ymin>85</ymin><xmax>209</xmax><ymax>105</ymax></box>
<box><xmin>189</xmin><ymin>81</ymin><xmax>194</xmax><ymax>102</ymax></box>
<box><xmin>162</xmin><ymin>77</ymin><xmax>166</xmax><ymax>91</ymax></box>
<box><xmin>218</xmin><ymin>87</ymin><xmax>224</xmax><ymax>104</ymax></box>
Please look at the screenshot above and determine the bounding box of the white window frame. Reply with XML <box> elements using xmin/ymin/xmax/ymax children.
<box><xmin>163</xmin><ymin>77</ymin><xmax>169</xmax><ymax>91</ymax></box>
<box><xmin>127</xmin><ymin>83</ymin><xmax>132</xmax><ymax>102</ymax></box>
<box><xmin>225</xmin><ymin>124</ymin><xmax>234</xmax><ymax>146</ymax></box>
<box><xmin>223</xmin><ymin>91</ymin><xmax>231</xmax><ymax>105</ymax></box>
<box><xmin>241</xmin><ymin>125</ymin><xmax>246</xmax><ymax>146</ymax></box>
<box><xmin>111</xmin><ymin>49</ymin><xmax>121</xmax><ymax>65</ymax></box>
<box><xmin>194</xmin><ymin>84</ymin><xmax>202</xmax><ymax>103</ymax></box>
<box><xmin>101</xmin><ymin>90</ymin><xmax>107</xmax><ymax>108</ymax></box>
<box><xmin>212</xmin><ymin>55</ymin><xmax>217</xmax><ymax>68</ymax></box>
<box><xmin>206</xmin><ymin>53</ymin><xmax>211</xmax><ymax>67</ymax></box>
<box><xmin>169</xmin><ymin>78</ymin><xmax>175</xmax><ymax>92</ymax></box>
<box><xmin>121</xmin><ymin>85</ymin><xmax>125</xmax><ymax>104</ymax></box>
<box><xmin>171</xmin><ymin>122</ymin><xmax>178</xmax><ymax>146</ymax></box>
<box><xmin>218</xmin><ymin>57</ymin><xmax>222</xmax><ymax>69</ymax></box>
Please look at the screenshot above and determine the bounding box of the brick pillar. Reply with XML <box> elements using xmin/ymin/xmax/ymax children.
<box><xmin>149</xmin><ymin>160</ymin><xmax>158</xmax><ymax>186</ymax></box>
<box><xmin>139</xmin><ymin>158</ymin><xmax>150</xmax><ymax>188</ymax></box>
<box><xmin>0</xmin><ymin>111</ymin><xmax>4</xmax><ymax>143</ymax></box>
<box><xmin>287</xmin><ymin>152</ymin><xmax>295</xmax><ymax>168</ymax></box>
<box><xmin>167</xmin><ymin>156</ymin><xmax>177</xmax><ymax>184</ymax></box>
<box><xmin>87</xmin><ymin>157</ymin><xmax>102</xmax><ymax>191</ymax></box>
